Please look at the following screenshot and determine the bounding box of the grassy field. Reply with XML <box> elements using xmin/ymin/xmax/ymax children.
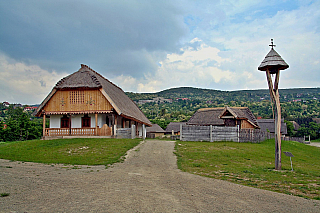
<box><xmin>175</xmin><ymin>139</ymin><xmax>320</xmax><ymax>200</ymax></box>
<box><xmin>0</xmin><ymin>138</ymin><xmax>141</xmax><ymax>166</ymax></box>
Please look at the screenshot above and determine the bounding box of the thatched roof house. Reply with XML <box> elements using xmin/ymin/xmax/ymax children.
<box><xmin>36</xmin><ymin>64</ymin><xmax>151</xmax><ymax>138</ymax></box>
<box><xmin>187</xmin><ymin>106</ymin><xmax>259</xmax><ymax>129</ymax></box>
<box><xmin>146</xmin><ymin>124</ymin><xmax>165</xmax><ymax>138</ymax></box>
<box><xmin>165</xmin><ymin>122</ymin><xmax>186</xmax><ymax>135</ymax></box>
<box><xmin>257</xmin><ymin>119</ymin><xmax>287</xmax><ymax>135</ymax></box>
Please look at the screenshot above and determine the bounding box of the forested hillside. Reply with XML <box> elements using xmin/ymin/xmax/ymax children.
<box><xmin>126</xmin><ymin>87</ymin><xmax>320</xmax><ymax>138</ymax></box>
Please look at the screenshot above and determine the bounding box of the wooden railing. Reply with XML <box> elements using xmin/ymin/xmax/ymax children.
<box><xmin>45</xmin><ymin>127</ymin><xmax>111</xmax><ymax>136</ymax></box>
<box><xmin>71</xmin><ymin>128</ymin><xmax>95</xmax><ymax>136</ymax></box>
<box><xmin>45</xmin><ymin>128</ymin><xmax>70</xmax><ymax>136</ymax></box>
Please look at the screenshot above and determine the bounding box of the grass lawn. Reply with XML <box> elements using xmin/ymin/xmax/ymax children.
<box><xmin>175</xmin><ymin>139</ymin><xmax>320</xmax><ymax>200</ymax></box>
<box><xmin>0</xmin><ymin>138</ymin><xmax>141</xmax><ymax>166</ymax></box>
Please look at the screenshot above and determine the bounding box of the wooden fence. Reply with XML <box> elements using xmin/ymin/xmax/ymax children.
<box><xmin>116</xmin><ymin>125</ymin><xmax>136</xmax><ymax>139</ymax></box>
<box><xmin>180</xmin><ymin>124</ymin><xmax>305</xmax><ymax>143</ymax></box>
<box><xmin>180</xmin><ymin>125</ymin><xmax>239</xmax><ymax>142</ymax></box>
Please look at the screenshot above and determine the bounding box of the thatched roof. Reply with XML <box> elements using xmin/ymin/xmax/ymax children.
<box><xmin>146</xmin><ymin>124</ymin><xmax>165</xmax><ymax>133</ymax></box>
<box><xmin>257</xmin><ymin>119</ymin><xmax>287</xmax><ymax>135</ymax></box>
<box><xmin>187</xmin><ymin>107</ymin><xmax>259</xmax><ymax>128</ymax></box>
<box><xmin>36</xmin><ymin>64</ymin><xmax>151</xmax><ymax>126</ymax></box>
<box><xmin>165</xmin><ymin>122</ymin><xmax>186</xmax><ymax>134</ymax></box>
<box><xmin>258</xmin><ymin>47</ymin><xmax>289</xmax><ymax>72</ymax></box>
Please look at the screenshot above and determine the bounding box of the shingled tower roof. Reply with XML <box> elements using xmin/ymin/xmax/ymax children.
<box><xmin>258</xmin><ymin>39</ymin><xmax>289</xmax><ymax>72</ymax></box>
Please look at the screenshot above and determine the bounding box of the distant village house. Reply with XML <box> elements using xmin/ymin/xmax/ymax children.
<box><xmin>146</xmin><ymin>124</ymin><xmax>165</xmax><ymax>138</ymax></box>
<box><xmin>165</xmin><ymin>122</ymin><xmax>186</xmax><ymax>135</ymax></box>
<box><xmin>257</xmin><ymin>119</ymin><xmax>287</xmax><ymax>136</ymax></box>
<box><xmin>187</xmin><ymin>106</ymin><xmax>260</xmax><ymax>129</ymax></box>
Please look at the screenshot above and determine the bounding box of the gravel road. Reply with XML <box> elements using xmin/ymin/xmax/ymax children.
<box><xmin>1</xmin><ymin>139</ymin><xmax>319</xmax><ymax>212</ymax></box>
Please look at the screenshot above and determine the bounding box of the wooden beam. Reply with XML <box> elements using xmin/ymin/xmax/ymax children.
<box><xmin>266</xmin><ymin>69</ymin><xmax>282</xmax><ymax>170</ymax></box>
<box><xmin>274</xmin><ymin>70</ymin><xmax>280</xmax><ymax>92</ymax></box>
<box><xmin>274</xmin><ymin>78</ymin><xmax>282</xmax><ymax>170</ymax></box>
<box><xmin>266</xmin><ymin>70</ymin><xmax>276</xmax><ymax>102</ymax></box>
<box><xmin>95</xmin><ymin>113</ymin><xmax>98</xmax><ymax>136</ymax></box>
<box><xmin>42</xmin><ymin>113</ymin><xmax>46</xmax><ymax>137</ymax></box>
<box><xmin>68</xmin><ymin>114</ymin><xmax>72</xmax><ymax>136</ymax></box>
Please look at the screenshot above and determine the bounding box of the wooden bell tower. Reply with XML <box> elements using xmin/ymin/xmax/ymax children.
<box><xmin>258</xmin><ymin>39</ymin><xmax>289</xmax><ymax>170</ymax></box>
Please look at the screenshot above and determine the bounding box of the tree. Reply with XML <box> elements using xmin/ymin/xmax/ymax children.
<box><xmin>284</xmin><ymin>120</ymin><xmax>294</xmax><ymax>137</ymax></box>
<box><xmin>1</xmin><ymin>107</ymin><xmax>42</xmax><ymax>142</ymax></box>
<box><xmin>294</xmin><ymin>122</ymin><xmax>320</xmax><ymax>140</ymax></box>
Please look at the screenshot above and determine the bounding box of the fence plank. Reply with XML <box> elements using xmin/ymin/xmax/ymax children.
<box><xmin>180</xmin><ymin>125</ymin><xmax>305</xmax><ymax>143</ymax></box>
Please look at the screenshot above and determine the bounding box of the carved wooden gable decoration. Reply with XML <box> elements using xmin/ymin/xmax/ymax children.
<box><xmin>42</xmin><ymin>89</ymin><xmax>113</xmax><ymax>114</ymax></box>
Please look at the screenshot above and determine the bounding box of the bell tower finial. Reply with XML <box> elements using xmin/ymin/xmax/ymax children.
<box><xmin>269</xmin><ymin>38</ymin><xmax>276</xmax><ymax>49</ymax></box>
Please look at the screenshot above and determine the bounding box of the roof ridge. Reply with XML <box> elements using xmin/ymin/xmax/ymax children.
<box><xmin>81</xmin><ymin>64</ymin><xmax>125</xmax><ymax>92</ymax></box>
<box><xmin>199</xmin><ymin>107</ymin><xmax>225</xmax><ymax>111</ymax></box>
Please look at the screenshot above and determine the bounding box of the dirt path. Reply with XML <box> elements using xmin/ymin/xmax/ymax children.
<box><xmin>1</xmin><ymin>140</ymin><xmax>319</xmax><ymax>212</ymax></box>
<box><xmin>309</xmin><ymin>142</ymin><xmax>320</xmax><ymax>148</ymax></box>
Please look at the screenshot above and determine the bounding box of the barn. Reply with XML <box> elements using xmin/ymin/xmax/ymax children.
<box><xmin>187</xmin><ymin>106</ymin><xmax>259</xmax><ymax>129</ymax></box>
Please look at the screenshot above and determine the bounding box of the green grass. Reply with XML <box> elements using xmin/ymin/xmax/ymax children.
<box><xmin>0</xmin><ymin>138</ymin><xmax>141</xmax><ymax>166</ymax></box>
<box><xmin>175</xmin><ymin>139</ymin><xmax>320</xmax><ymax>200</ymax></box>
<box><xmin>0</xmin><ymin>193</ymin><xmax>10</xmax><ymax>197</ymax></box>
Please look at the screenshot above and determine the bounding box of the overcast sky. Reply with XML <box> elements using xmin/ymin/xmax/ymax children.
<box><xmin>0</xmin><ymin>0</ymin><xmax>319</xmax><ymax>104</ymax></box>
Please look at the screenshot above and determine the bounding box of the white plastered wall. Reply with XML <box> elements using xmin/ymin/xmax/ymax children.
<box><xmin>49</xmin><ymin>115</ymin><xmax>61</xmax><ymax>128</ymax></box>
<box><xmin>71</xmin><ymin>114</ymin><xmax>82</xmax><ymax>128</ymax></box>
<box><xmin>49</xmin><ymin>113</ymin><xmax>126</xmax><ymax>129</ymax></box>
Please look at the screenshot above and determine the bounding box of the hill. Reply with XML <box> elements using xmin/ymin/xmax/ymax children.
<box><xmin>126</xmin><ymin>87</ymin><xmax>320</xmax><ymax>103</ymax></box>
<box><xmin>126</xmin><ymin>87</ymin><xmax>320</xmax><ymax>132</ymax></box>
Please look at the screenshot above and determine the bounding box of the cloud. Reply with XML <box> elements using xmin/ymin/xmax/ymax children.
<box><xmin>112</xmin><ymin>39</ymin><xmax>237</xmax><ymax>92</ymax></box>
<box><xmin>0</xmin><ymin>53</ymin><xmax>67</xmax><ymax>104</ymax></box>
<box><xmin>0</xmin><ymin>0</ymin><xmax>187</xmax><ymax>77</ymax></box>
<box><xmin>0</xmin><ymin>0</ymin><xmax>319</xmax><ymax>104</ymax></box>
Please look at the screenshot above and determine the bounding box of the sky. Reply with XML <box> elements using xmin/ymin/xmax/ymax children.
<box><xmin>0</xmin><ymin>0</ymin><xmax>319</xmax><ymax>104</ymax></box>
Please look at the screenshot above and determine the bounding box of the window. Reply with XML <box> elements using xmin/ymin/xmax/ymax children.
<box><xmin>82</xmin><ymin>115</ymin><xmax>91</xmax><ymax>128</ymax></box>
<box><xmin>61</xmin><ymin>116</ymin><xmax>70</xmax><ymax>128</ymax></box>
<box><xmin>69</xmin><ymin>91</ymin><xmax>84</xmax><ymax>104</ymax></box>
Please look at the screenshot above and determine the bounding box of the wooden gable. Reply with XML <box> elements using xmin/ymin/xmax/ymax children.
<box><xmin>240</xmin><ymin>120</ymin><xmax>255</xmax><ymax>129</ymax></box>
<box><xmin>42</xmin><ymin>89</ymin><xmax>113</xmax><ymax>114</ymax></box>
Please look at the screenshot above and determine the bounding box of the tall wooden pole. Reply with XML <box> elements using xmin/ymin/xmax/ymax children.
<box><xmin>266</xmin><ymin>69</ymin><xmax>282</xmax><ymax>170</ymax></box>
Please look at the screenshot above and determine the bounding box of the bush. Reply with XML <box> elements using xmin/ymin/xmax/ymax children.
<box><xmin>1</xmin><ymin>107</ymin><xmax>42</xmax><ymax>142</ymax></box>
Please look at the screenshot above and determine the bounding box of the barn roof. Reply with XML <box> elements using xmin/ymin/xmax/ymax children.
<box><xmin>187</xmin><ymin>107</ymin><xmax>259</xmax><ymax>128</ymax></box>
<box><xmin>165</xmin><ymin>122</ymin><xmax>186</xmax><ymax>134</ymax></box>
<box><xmin>258</xmin><ymin>41</ymin><xmax>289</xmax><ymax>71</ymax></box>
<box><xmin>146</xmin><ymin>124</ymin><xmax>165</xmax><ymax>133</ymax></box>
<box><xmin>36</xmin><ymin>64</ymin><xmax>151</xmax><ymax>126</ymax></box>
<box><xmin>257</xmin><ymin>119</ymin><xmax>287</xmax><ymax>135</ymax></box>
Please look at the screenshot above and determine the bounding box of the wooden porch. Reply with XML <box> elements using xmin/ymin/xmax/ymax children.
<box><xmin>44</xmin><ymin>125</ymin><xmax>112</xmax><ymax>137</ymax></box>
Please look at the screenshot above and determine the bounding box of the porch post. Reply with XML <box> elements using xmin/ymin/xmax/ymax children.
<box><xmin>68</xmin><ymin>114</ymin><xmax>71</xmax><ymax>136</ymax></box>
<box><xmin>114</xmin><ymin>114</ymin><xmax>117</xmax><ymax>136</ymax></box>
<box><xmin>135</xmin><ymin>121</ymin><xmax>138</xmax><ymax>136</ymax></box>
<box><xmin>95</xmin><ymin>113</ymin><xmax>98</xmax><ymax>136</ymax></box>
<box><xmin>42</xmin><ymin>113</ymin><xmax>46</xmax><ymax>137</ymax></box>
<box><xmin>142</xmin><ymin>124</ymin><xmax>146</xmax><ymax>140</ymax></box>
